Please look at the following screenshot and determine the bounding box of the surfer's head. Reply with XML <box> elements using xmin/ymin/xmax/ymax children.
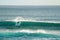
<box><xmin>17</xmin><ymin>21</ymin><xmax>19</xmax><ymax>23</ymax></box>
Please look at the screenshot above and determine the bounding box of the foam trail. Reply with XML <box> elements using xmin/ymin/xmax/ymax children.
<box><xmin>0</xmin><ymin>29</ymin><xmax>46</xmax><ymax>33</ymax></box>
<box><xmin>0</xmin><ymin>29</ymin><xmax>60</xmax><ymax>35</ymax></box>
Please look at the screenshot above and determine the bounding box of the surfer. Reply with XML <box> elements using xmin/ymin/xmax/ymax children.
<box><xmin>16</xmin><ymin>21</ymin><xmax>21</xmax><ymax>27</ymax></box>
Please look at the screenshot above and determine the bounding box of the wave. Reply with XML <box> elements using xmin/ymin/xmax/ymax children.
<box><xmin>0</xmin><ymin>29</ymin><xmax>46</xmax><ymax>33</ymax></box>
<box><xmin>0</xmin><ymin>29</ymin><xmax>60</xmax><ymax>38</ymax></box>
<box><xmin>0</xmin><ymin>29</ymin><xmax>60</xmax><ymax>35</ymax></box>
<box><xmin>0</xmin><ymin>16</ymin><xmax>60</xmax><ymax>30</ymax></box>
<box><xmin>0</xmin><ymin>21</ymin><xmax>60</xmax><ymax>30</ymax></box>
<box><xmin>0</xmin><ymin>21</ymin><xmax>60</xmax><ymax>26</ymax></box>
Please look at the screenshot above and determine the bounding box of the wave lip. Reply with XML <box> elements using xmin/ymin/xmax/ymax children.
<box><xmin>3</xmin><ymin>16</ymin><xmax>60</xmax><ymax>23</ymax></box>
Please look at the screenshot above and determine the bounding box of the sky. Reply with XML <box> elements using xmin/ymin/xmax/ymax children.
<box><xmin>0</xmin><ymin>0</ymin><xmax>60</xmax><ymax>5</ymax></box>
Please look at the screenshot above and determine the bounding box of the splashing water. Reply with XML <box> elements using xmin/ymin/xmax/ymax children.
<box><xmin>6</xmin><ymin>16</ymin><xmax>36</xmax><ymax>22</ymax></box>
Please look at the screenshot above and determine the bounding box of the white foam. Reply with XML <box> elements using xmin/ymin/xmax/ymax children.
<box><xmin>5</xmin><ymin>16</ymin><xmax>60</xmax><ymax>23</ymax></box>
<box><xmin>36</xmin><ymin>21</ymin><xmax>60</xmax><ymax>23</ymax></box>
<box><xmin>0</xmin><ymin>29</ymin><xmax>60</xmax><ymax>35</ymax></box>
<box><xmin>6</xmin><ymin>16</ymin><xmax>36</xmax><ymax>22</ymax></box>
<box><xmin>0</xmin><ymin>29</ymin><xmax>46</xmax><ymax>33</ymax></box>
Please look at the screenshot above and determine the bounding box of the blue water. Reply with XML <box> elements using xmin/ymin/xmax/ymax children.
<box><xmin>0</xmin><ymin>6</ymin><xmax>60</xmax><ymax>40</ymax></box>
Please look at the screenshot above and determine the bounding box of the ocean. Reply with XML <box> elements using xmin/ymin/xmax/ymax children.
<box><xmin>0</xmin><ymin>6</ymin><xmax>60</xmax><ymax>40</ymax></box>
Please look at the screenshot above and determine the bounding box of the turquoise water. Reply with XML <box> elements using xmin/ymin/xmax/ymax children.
<box><xmin>0</xmin><ymin>32</ymin><xmax>60</xmax><ymax>40</ymax></box>
<box><xmin>0</xmin><ymin>6</ymin><xmax>60</xmax><ymax>40</ymax></box>
<box><xmin>0</xmin><ymin>21</ymin><xmax>60</xmax><ymax>30</ymax></box>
